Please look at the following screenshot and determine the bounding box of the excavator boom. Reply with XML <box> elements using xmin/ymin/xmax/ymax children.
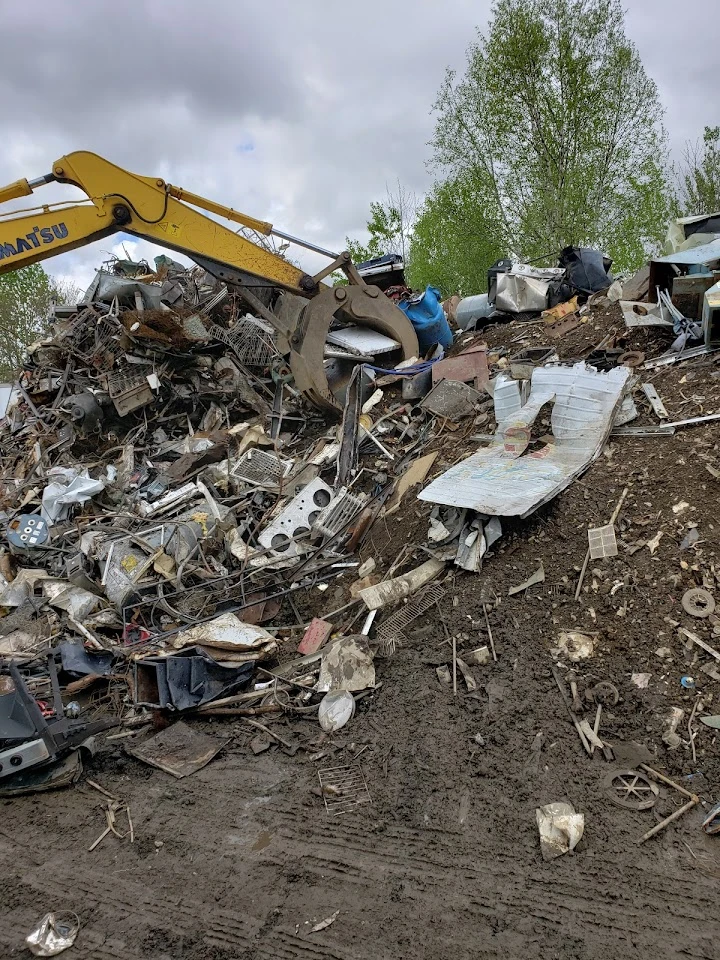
<box><xmin>0</xmin><ymin>152</ymin><xmax>418</xmax><ymax>414</ymax></box>
<box><xmin>0</xmin><ymin>152</ymin><xmax>313</xmax><ymax>292</ymax></box>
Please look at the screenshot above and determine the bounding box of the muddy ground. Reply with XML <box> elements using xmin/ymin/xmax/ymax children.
<box><xmin>2</xmin><ymin>301</ymin><xmax>720</xmax><ymax>958</ymax></box>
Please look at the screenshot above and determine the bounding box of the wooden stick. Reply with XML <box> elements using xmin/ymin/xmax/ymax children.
<box><xmin>483</xmin><ymin>604</ymin><xmax>497</xmax><ymax>662</ymax></box>
<box><xmin>86</xmin><ymin>779</ymin><xmax>119</xmax><ymax>801</ymax></box>
<box><xmin>452</xmin><ymin>635</ymin><xmax>457</xmax><ymax>696</ymax></box>
<box><xmin>88</xmin><ymin>825</ymin><xmax>111</xmax><ymax>852</ymax></box>
<box><xmin>579</xmin><ymin>719</ymin><xmax>604</xmax><ymax>749</ymax></box>
<box><xmin>106</xmin><ymin>803</ymin><xmax>125</xmax><ymax>839</ymax></box>
<box><xmin>637</xmin><ymin>798</ymin><xmax>699</xmax><ymax>844</ymax></box>
<box><xmin>590</xmin><ymin>704</ymin><xmax>602</xmax><ymax>755</ymax></box>
<box><xmin>574</xmin><ymin>549</ymin><xmax>591</xmax><ymax>601</ymax></box>
<box><xmin>609</xmin><ymin>487</ymin><xmax>630</xmax><ymax>525</ymax></box>
<box><xmin>194</xmin><ymin>705</ymin><xmax>283</xmax><ymax>717</ymax></box>
<box><xmin>639</xmin><ymin>763</ymin><xmax>700</xmax><ymax>802</ymax></box>
<box><xmin>688</xmin><ymin>699</ymin><xmax>700</xmax><ymax>764</ymax></box>
<box><xmin>243</xmin><ymin>718</ymin><xmax>294</xmax><ymax>749</ymax></box>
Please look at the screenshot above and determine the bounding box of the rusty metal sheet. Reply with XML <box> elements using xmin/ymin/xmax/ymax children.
<box><xmin>126</xmin><ymin>722</ymin><xmax>228</xmax><ymax>779</ymax></box>
<box><xmin>420</xmin><ymin>380</ymin><xmax>484</xmax><ymax>420</ymax></box>
<box><xmin>431</xmin><ymin>344</ymin><xmax>489</xmax><ymax>392</ymax></box>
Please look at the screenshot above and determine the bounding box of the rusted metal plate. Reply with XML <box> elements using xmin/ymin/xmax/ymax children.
<box><xmin>298</xmin><ymin>617</ymin><xmax>333</xmax><ymax>655</ymax></box>
<box><xmin>431</xmin><ymin>343</ymin><xmax>489</xmax><ymax>391</ymax></box>
<box><xmin>544</xmin><ymin>314</ymin><xmax>581</xmax><ymax>339</ymax></box>
<box><xmin>126</xmin><ymin>721</ymin><xmax>228</xmax><ymax>778</ymax></box>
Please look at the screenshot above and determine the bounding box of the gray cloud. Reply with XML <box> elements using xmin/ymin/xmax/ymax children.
<box><xmin>2</xmin><ymin>0</ymin><xmax>718</xmax><ymax>290</ymax></box>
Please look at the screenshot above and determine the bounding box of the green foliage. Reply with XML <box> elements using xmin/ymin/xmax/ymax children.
<box><xmin>423</xmin><ymin>0</ymin><xmax>673</xmax><ymax>275</ymax></box>
<box><xmin>679</xmin><ymin>126</ymin><xmax>720</xmax><ymax>216</ymax></box>
<box><xmin>407</xmin><ymin>175</ymin><xmax>506</xmax><ymax>296</ymax></box>
<box><xmin>337</xmin><ymin>184</ymin><xmax>417</xmax><ymax>284</ymax></box>
<box><xmin>0</xmin><ymin>265</ymin><xmax>79</xmax><ymax>380</ymax></box>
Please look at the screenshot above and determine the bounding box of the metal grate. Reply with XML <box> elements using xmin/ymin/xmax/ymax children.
<box><xmin>313</xmin><ymin>487</ymin><xmax>366</xmax><ymax>539</ymax></box>
<box><xmin>318</xmin><ymin>765</ymin><xmax>372</xmax><ymax>816</ymax></box>
<box><xmin>376</xmin><ymin>582</ymin><xmax>446</xmax><ymax>656</ymax></box>
<box><xmin>91</xmin><ymin>314</ymin><xmax>122</xmax><ymax>369</ymax></box>
<box><xmin>103</xmin><ymin>367</ymin><xmax>154</xmax><ymax>415</ymax></box>
<box><xmin>209</xmin><ymin>316</ymin><xmax>280</xmax><ymax>368</ymax></box>
<box><xmin>588</xmin><ymin>523</ymin><xmax>618</xmax><ymax>559</ymax></box>
<box><xmin>230</xmin><ymin>449</ymin><xmax>292</xmax><ymax>487</ymax></box>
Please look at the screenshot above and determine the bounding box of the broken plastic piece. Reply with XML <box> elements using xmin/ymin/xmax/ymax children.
<box><xmin>554</xmin><ymin>632</ymin><xmax>595</xmax><ymax>661</ymax></box>
<box><xmin>318</xmin><ymin>690</ymin><xmax>356</xmax><ymax>732</ymax></box>
<box><xmin>682</xmin><ymin>587</ymin><xmax>715</xmax><ymax>618</ymax></box>
<box><xmin>25</xmin><ymin>912</ymin><xmax>79</xmax><ymax>957</ymax></box>
<box><xmin>508</xmin><ymin>563</ymin><xmax>545</xmax><ymax>596</ymax></box>
<box><xmin>317</xmin><ymin>635</ymin><xmax>375</xmax><ymax>692</ymax></box>
<box><xmin>308</xmin><ymin>910</ymin><xmax>340</xmax><ymax>934</ymax></box>
<box><xmin>536</xmin><ymin>801</ymin><xmax>584</xmax><ymax>861</ymax></box>
<box><xmin>642</xmin><ymin>383</ymin><xmax>669</xmax><ymax>419</ymax></box>
<box><xmin>169</xmin><ymin>612</ymin><xmax>277</xmax><ymax>653</ymax></box>
<box><xmin>455</xmin><ymin>657</ymin><xmax>477</xmax><ymax>692</ymax></box>
<box><xmin>358</xmin><ymin>558</ymin><xmax>445</xmax><ymax>611</ymax></box>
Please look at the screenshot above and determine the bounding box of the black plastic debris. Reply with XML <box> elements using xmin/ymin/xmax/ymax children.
<box><xmin>133</xmin><ymin>646</ymin><xmax>254</xmax><ymax>711</ymax></box>
<box><xmin>57</xmin><ymin>643</ymin><xmax>114</xmax><ymax>680</ymax></box>
<box><xmin>548</xmin><ymin>246</ymin><xmax>613</xmax><ymax>305</ymax></box>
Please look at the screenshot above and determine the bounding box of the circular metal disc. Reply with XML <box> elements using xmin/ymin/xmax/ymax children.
<box><xmin>590</xmin><ymin>681</ymin><xmax>620</xmax><ymax>705</ymax></box>
<box><xmin>619</xmin><ymin>351</ymin><xmax>645</xmax><ymax>368</ymax></box>
<box><xmin>604</xmin><ymin>769</ymin><xmax>659</xmax><ymax>810</ymax></box>
<box><xmin>682</xmin><ymin>587</ymin><xmax>716</xmax><ymax>619</ymax></box>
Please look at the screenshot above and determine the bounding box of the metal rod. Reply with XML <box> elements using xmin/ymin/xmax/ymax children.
<box><xmin>575</xmin><ymin>487</ymin><xmax>628</xmax><ymax>600</ymax></box>
<box><xmin>452</xmin><ymin>634</ymin><xmax>457</xmax><ymax>696</ymax></box>
<box><xmin>551</xmin><ymin>666</ymin><xmax>592</xmax><ymax>755</ymax></box>
<box><xmin>270</xmin><ymin>228</ymin><xmax>339</xmax><ymax>260</ymax></box>
<box><xmin>637</xmin><ymin>798</ymin><xmax>699</xmax><ymax>844</ymax></box>
<box><xmin>590</xmin><ymin>704</ymin><xmax>602</xmax><ymax>756</ymax></box>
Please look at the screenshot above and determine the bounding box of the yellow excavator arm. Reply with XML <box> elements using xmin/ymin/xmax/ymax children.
<box><xmin>0</xmin><ymin>151</ymin><xmax>325</xmax><ymax>292</ymax></box>
<box><xmin>0</xmin><ymin>151</ymin><xmax>418</xmax><ymax>414</ymax></box>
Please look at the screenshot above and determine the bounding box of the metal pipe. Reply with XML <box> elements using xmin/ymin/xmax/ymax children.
<box><xmin>270</xmin><ymin>228</ymin><xmax>339</xmax><ymax>260</ymax></box>
<box><xmin>28</xmin><ymin>173</ymin><xmax>55</xmax><ymax>188</ymax></box>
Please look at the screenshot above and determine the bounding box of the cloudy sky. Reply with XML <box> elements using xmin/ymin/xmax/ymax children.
<box><xmin>2</xmin><ymin>0</ymin><xmax>718</xmax><ymax>294</ymax></box>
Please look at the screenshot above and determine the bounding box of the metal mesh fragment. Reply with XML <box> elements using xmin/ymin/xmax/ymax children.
<box><xmin>318</xmin><ymin>765</ymin><xmax>372</xmax><ymax>815</ymax></box>
<box><xmin>588</xmin><ymin>523</ymin><xmax>618</xmax><ymax>559</ymax></box>
<box><xmin>376</xmin><ymin>582</ymin><xmax>446</xmax><ymax>656</ymax></box>
<box><xmin>313</xmin><ymin>487</ymin><xmax>366</xmax><ymax>539</ymax></box>
<box><xmin>209</xmin><ymin>316</ymin><xmax>279</xmax><ymax>368</ymax></box>
<box><xmin>230</xmin><ymin>449</ymin><xmax>292</xmax><ymax>487</ymax></box>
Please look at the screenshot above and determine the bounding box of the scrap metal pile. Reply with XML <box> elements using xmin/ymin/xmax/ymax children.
<box><xmin>4</xmin><ymin>225</ymin><xmax>720</xmax><ymax>826</ymax></box>
<box><xmin>0</xmin><ymin>254</ymin><xmax>500</xmax><ymax>788</ymax></box>
<box><xmin>0</xmin><ymin>257</ymin><xmax>398</xmax><ymax>786</ymax></box>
